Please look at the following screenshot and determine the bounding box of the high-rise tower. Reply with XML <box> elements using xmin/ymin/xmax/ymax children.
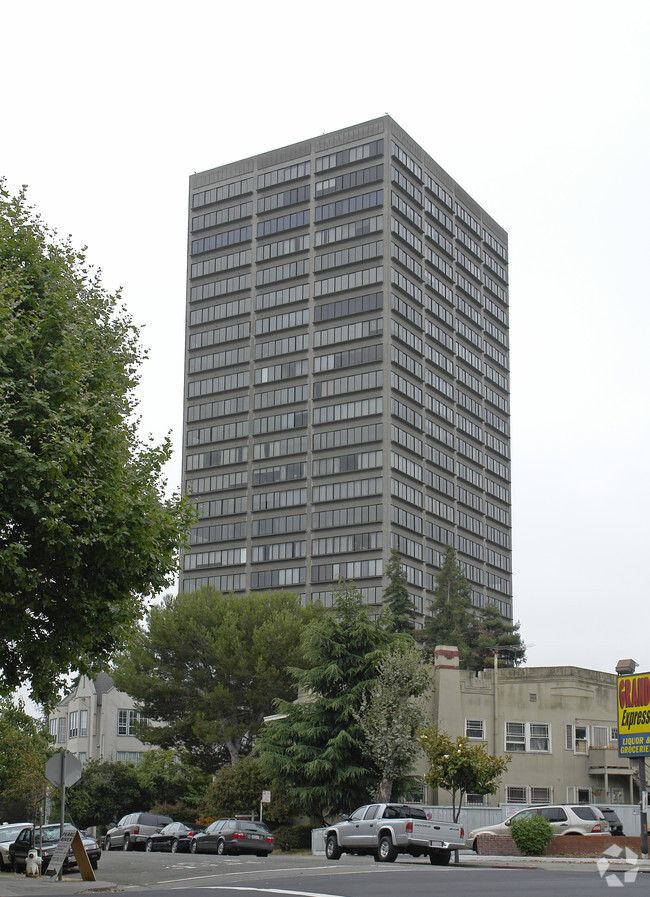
<box><xmin>182</xmin><ymin>116</ymin><xmax>512</xmax><ymax>624</ymax></box>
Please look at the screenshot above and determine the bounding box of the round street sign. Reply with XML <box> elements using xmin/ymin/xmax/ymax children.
<box><xmin>45</xmin><ymin>751</ymin><xmax>82</xmax><ymax>787</ymax></box>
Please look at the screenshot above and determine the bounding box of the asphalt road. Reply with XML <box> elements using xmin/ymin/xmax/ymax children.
<box><xmin>87</xmin><ymin>849</ymin><xmax>649</xmax><ymax>896</ymax></box>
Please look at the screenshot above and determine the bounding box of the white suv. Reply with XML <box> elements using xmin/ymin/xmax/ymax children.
<box><xmin>467</xmin><ymin>804</ymin><xmax>609</xmax><ymax>850</ymax></box>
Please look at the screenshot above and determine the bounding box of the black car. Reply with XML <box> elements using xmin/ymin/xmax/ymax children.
<box><xmin>145</xmin><ymin>822</ymin><xmax>203</xmax><ymax>853</ymax></box>
<box><xmin>598</xmin><ymin>806</ymin><xmax>625</xmax><ymax>836</ymax></box>
<box><xmin>8</xmin><ymin>824</ymin><xmax>101</xmax><ymax>872</ymax></box>
<box><xmin>190</xmin><ymin>818</ymin><xmax>274</xmax><ymax>856</ymax></box>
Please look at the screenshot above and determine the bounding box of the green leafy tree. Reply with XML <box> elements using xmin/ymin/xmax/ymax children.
<box><xmin>383</xmin><ymin>549</ymin><xmax>416</xmax><ymax>634</ymax></box>
<box><xmin>355</xmin><ymin>639</ymin><xmax>432</xmax><ymax>801</ymax></box>
<box><xmin>54</xmin><ymin>759</ymin><xmax>145</xmax><ymax>833</ymax></box>
<box><xmin>0</xmin><ymin>696</ymin><xmax>52</xmax><ymax>819</ymax></box>
<box><xmin>256</xmin><ymin>582</ymin><xmax>391</xmax><ymax>825</ymax></box>
<box><xmin>419</xmin><ymin>546</ymin><xmax>478</xmax><ymax>667</ymax></box>
<box><xmin>201</xmin><ymin>756</ymin><xmax>294</xmax><ymax>828</ymax></box>
<box><xmin>113</xmin><ymin>587</ymin><xmax>317</xmax><ymax>770</ymax></box>
<box><xmin>418</xmin><ymin>728</ymin><xmax>510</xmax><ymax>822</ymax></box>
<box><xmin>134</xmin><ymin>748</ymin><xmax>209</xmax><ymax>820</ymax></box>
<box><xmin>0</xmin><ymin>181</ymin><xmax>194</xmax><ymax>706</ymax></box>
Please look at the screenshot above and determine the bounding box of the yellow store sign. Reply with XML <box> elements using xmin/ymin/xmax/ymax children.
<box><xmin>618</xmin><ymin>672</ymin><xmax>650</xmax><ymax>756</ymax></box>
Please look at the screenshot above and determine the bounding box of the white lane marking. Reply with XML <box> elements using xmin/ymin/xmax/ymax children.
<box><xmin>194</xmin><ymin>889</ymin><xmax>350</xmax><ymax>897</ymax></box>
<box><xmin>158</xmin><ymin>865</ymin><xmax>334</xmax><ymax>884</ymax></box>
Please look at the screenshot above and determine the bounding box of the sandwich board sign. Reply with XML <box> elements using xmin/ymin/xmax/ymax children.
<box><xmin>43</xmin><ymin>828</ymin><xmax>95</xmax><ymax>882</ymax></box>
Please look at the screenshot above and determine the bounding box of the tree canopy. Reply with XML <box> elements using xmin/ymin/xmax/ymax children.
<box><xmin>0</xmin><ymin>181</ymin><xmax>193</xmax><ymax>705</ymax></box>
<box><xmin>201</xmin><ymin>755</ymin><xmax>295</xmax><ymax>828</ymax></box>
<box><xmin>256</xmin><ymin>582</ymin><xmax>391</xmax><ymax>824</ymax></box>
<box><xmin>420</xmin><ymin>545</ymin><xmax>525</xmax><ymax>670</ymax></box>
<box><xmin>355</xmin><ymin>638</ymin><xmax>432</xmax><ymax>801</ymax></box>
<box><xmin>0</xmin><ymin>696</ymin><xmax>52</xmax><ymax>819</ymax></box>
<box><xmin>418</xmin><ymin>728</ymin><xmax>510</xmax><ymax>822</ymax></box>
<box><xmin>112</xmin><ymin>587</ymin><xmax>317</xmax><ymax>770</ymax></box>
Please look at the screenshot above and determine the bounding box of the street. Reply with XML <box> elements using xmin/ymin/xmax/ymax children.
<box><xmin>75</xmin><ymin>849</ymin><xmax>649</xmax><ymax>896</ymax></box>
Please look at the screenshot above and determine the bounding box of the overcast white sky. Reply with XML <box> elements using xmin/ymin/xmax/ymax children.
<box><xmin>3</xmin><ymin>0</ymin><xmax>649</xmax><ymax>678</ymax></box>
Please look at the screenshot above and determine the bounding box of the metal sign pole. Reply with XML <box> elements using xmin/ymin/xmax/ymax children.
<box><xmin>639</xmin><ymin>757</ymin><xmax>648</xmax><ymax>859</ymax></box>
<box><xmin>60</xmin><ymin>753</ymin><xmax>66</xmax><ymax>840</ymax></box>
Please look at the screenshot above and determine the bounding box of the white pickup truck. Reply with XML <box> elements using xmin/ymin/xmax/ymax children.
<box><xmin>324</xmin><ymin>803</ymin><xmax>464</xmax><ymax>866</ymax></box>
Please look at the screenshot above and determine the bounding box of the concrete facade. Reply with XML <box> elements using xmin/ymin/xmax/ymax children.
<box><xmin>47</xmin><ymin>673</ymin><xmax>150</xmax><ymax>765</ymax></box>
<box><xmin>424</xmin><ymin>646</ymin><xmax>647</xmax><ymax>808</ymax></box>
<box><xmin>182</xmin><ymin>116</ymin><xmax>512</xmax><ymax>624</ymax></box>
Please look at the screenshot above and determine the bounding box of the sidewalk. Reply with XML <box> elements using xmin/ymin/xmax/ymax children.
<box><xmin>0</xmin><ymin>874</ymin><xmax>117</xmax><ymax>896</ymax></box>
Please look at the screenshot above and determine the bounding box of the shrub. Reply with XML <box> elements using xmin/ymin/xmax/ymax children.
<box><xmin>271</xmin><ymin>825</ymin><xmax>314</xmax><ymax>852</ymax></box>
<box><xmin>510</xmin><ymin>814</ymin><xmax>553</xmax><ymax>856</ymax></box>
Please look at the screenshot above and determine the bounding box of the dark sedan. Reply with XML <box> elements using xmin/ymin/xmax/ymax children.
<box><xmin>145</xmin><ymin>822</ymin><xmax>202</xmax><ymax>853</ymax></box>
<box><xmin>190</xmin><ymin>818</ymin><xmax>274</xmax><ymax>856</ymax></box>
<box><xmin>9</xmin><ymin>824</ymin><xmax>101</xmax><ymax>872</ymax></box>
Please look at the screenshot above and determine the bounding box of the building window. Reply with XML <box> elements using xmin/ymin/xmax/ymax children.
<box><xmin>466</xmin><ymin>793</ymin><xmax>485</xmax><ymax>805</ymax></box>
<box><xmin>57</xmin><ymin>717</ymin><xmax>66</xmax><ymax>743</ymax></box>
<box><xmin>68</xmin><ymin>711</ymin><xmax>79</xmax><ymax>739</ymax></box>
<box><xmin>117</xmin><ymin>709</ymin><xmax>146</xmax><ymax>737</ymax></box>
<box><xmin>565</xmin><ymin>724</ymin><xmax>588</xmax><ymax>752</ymax></box>
<box><xmin>506</xmin><ymin>721</ymin><xmax>550</xmax><ymax>752</ymax></box>
<box><xmin>506</xmin><ymin>786</ymin><xmax>527</xmax><ymax>803</ymax></box>
<box><xmin>80</xmin><ymin>709</ymin><xmax>88</xmax><ymax>738</ymax></box>
<box><xmin>77</xmin><ymin>752</ymin><xmax>87</xmax><ymax>765</ymax></box>
<box><xmin>591</xmin><ymin>726</ymin><xmax>608</xmax><ymax>747</ymax></box>
<box><xmin>465</xmin><ymin>719</ymin><xmax>485</xmax><ymax>740</ymax></box>
<box><xmin>530</xmin><ymin>787</ymin><xmax>552</xmax><ymax>804</ymax></box>
<box><xmin>116</xmin><ymin>751</ymin><xmax>143</xmax><ymax>766</ymax></box>
<box><xmin>505</xmin><ymin>722</ymin><xmax>526</xmax><ymax>752</ymax></box>
<box><xmin>49</xmin><ymin>719</ymin><xmax>57</xmax><ymax>739</ymax></box>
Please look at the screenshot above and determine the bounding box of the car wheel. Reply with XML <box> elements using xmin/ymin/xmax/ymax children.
<box><xmin>145</xmin><ymin>839</ymin><xmax>153</xmax><ymax>852</ymax></box>
<box><xmin>104</xmin><ymin>836</ymin><xmax>111</xmax><ymax>851</ymax></box>
<box><xmin>255</xmin><ymin>852</ymin><xmax>268</xmax><ymax>858</ymax></box>
<box><xmin>190</xmin><ymin>840</ymin><xmax>198</xmax><ymax>854</ymax></box>
<box><xmin>325</xmin><ymin>834</ymin><xmax>342</xmax><ymax>861</ymax></box>
<box><xmin>90</xmin><ymin>859</ymin><xmax>98</xmax><ymax>871</ymax></box>
<box><xmin>123</xmin><ymin>836</ymin><xmax>131</xmax><ymax>851</ymax></box>
<box><xmin>171</xmin><ymin>839</ymin><xmax>179</xmax><ymax>854</ymax></box>
<box><xmin>429</xmin><ymin>848</ymin><xmax>451</xmax><ymax>866</ymax></box>
<box><xmin>216</xmin><ymin>839</ymin><xmax>227</xmax><ymax>856</ymax></box>
<box><xmin>378</xmin><ymin>835</ymin><xmax>397</xmax><ymax>863</ymax></box>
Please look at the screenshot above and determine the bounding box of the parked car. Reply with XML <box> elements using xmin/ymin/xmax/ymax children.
<box><xmin>145</xmin><ymin>822</ymin><xmax>203</xmax><ymax>853</ymax></box>
<box><xmin>105</xmin><ymin>813</ymin><xmax>173</xmax><ymax>851</ymax></box>
<box><xmin>324</xmin><ymin>803</ymin><xmax>465</xmax><ymax>866</ymax></box>
<box><xmin>598</xmin><ymin>806</ymin><xmax>625</xmax><ymax>836</ymax></box>
<box><xmin>190</xmin><ymin>818</ymin><xmax>274</xmax><ymax>856</ymax></box>
<box><xmin>0</xmin><ymin>823</ymin><xmax>31</xmax><ymax>871</ymax></box>
<box><xmin>8</xmin><ymin>824</ymin><xmax>101</xmax><ymax>872</ymax></box>
<box><xmin>467</xmin><ymin>804</ymin><xmax>609</xmax><ymax>850</ymax></box>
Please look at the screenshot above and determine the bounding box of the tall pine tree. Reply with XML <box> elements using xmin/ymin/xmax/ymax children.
<box><xmin>257</xmin><ymin>582</ymin><xmax>390</xmax><ymax>824</ymax></box>
<box><xmin>420</xmin><ymin>545</ymin><xmax>525</xmax><ymax>670</ymax></box>
<box><xmin>383</xmin><ymin>548</ymin><xmax>416</xmax><ymax>634</ymax></box>
<box><xmin>420</xmin><ymin>545</ymin><xmax>477</xmax><ymax>666</ymax></box>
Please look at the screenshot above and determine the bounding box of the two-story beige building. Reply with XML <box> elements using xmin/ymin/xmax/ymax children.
<box><xmin>423</xmin><ymin>646</ymin><xmax>646</xmax><ymax>808</ymax></box>
<box><xmin>48</xmin><ymin>672</ymin><xmax>150</xmax><ymax>765</ymax></box>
